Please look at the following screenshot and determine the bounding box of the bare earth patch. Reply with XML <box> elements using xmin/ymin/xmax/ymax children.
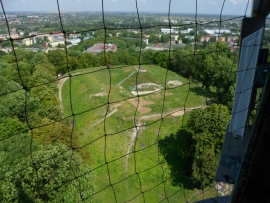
<box><xmin>89</xmin><ymin>92</ymin><xmax>107</xmax><ymax>99</ymax></box>
<box><xmin>167</xmin><ymin>80</ymin><xmax>183</xmax><ymax>86</ymax></box>
<box><xmin>110</xmin><ymin>102</ymin><xmax>124</xmax><ymax>110</ymax></box>
<box><xmin>131</xmin><ymin>83</ymin><xmax>163</xmax><ymax>96</ymax></box>
<box><xmin>131</xmin><ymin>90</ymin><xmax>158</xmax><ymax>96</ymax></box>
<box><xmin>127</xmin><ymin>97</ymin><xmax>153</xmax><ymax>114</ymax></box>
<box><xmin>137</xmin><ymin>83</ymin><xmax>162</xmax><ymax>89</ymax></box>
<box><xmin>152</xmin><ymin>92</ymin><xmax>173</xmax><ymax>98</ymax></box>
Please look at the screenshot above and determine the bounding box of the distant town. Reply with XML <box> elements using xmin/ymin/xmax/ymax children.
<box><xmin>0</xmin><ymin>12</ymin><xmax>269</xmax><ymax>53</ymax></box>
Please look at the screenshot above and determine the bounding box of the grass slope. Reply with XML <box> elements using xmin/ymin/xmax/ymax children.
<box><xmin>61</xmin><ymin>65</ymin><xmax>218</xmax><ymax>202</ymax></box>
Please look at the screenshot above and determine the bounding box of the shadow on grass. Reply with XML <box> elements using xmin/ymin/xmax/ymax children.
<box><xmin>159</xmin><ymin>129</ymin><xmax>199</xmax><ymax>190</ymax></box>
<box><xmin>189</xmin><ymin>86</ymin><xmax>214</xmax><ymax>99</ymax></box>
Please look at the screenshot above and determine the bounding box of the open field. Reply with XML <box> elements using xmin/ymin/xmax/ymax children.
<box><xmin>61</xmin><ymin>65</ymin><xmax>218</xmax><ymax>202</ymax></box>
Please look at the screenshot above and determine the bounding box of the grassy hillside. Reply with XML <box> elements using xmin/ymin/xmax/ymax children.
<box><xmin>61</xmin><ymin>65</ymin><xmax>218</xmax><ymax>202</ymax></box>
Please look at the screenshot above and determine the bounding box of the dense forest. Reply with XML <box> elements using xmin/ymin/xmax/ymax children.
<box><xmin>0</xmin><ymin>49</ymin><xmax>95</xmax><ymax>202</ymax></box>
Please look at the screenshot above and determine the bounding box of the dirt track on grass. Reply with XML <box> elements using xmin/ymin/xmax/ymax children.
<box><xmin>57</xmin><ymin>77</ymin><xmax>69</xmax><ymax>109</ymax></box>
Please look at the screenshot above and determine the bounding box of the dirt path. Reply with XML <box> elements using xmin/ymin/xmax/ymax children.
<box><xmin>124</xmin><ymin>106</ymin><xmax>205</xmax><ymax>170</ymax></box>
<box><xmin>126</xmin><ymin>106</ymin><xmax>206</xmax><ymax>120</ymax></box>
<box><xmin>124</xmin><ymin>122</ymin><xmax>143</xmax><ymax>171</ymax></box>
<box><xmin>86</xmin><ymin>108</ymin><xmax>118</xmax><ymax>131</ymax></box>
<box><xmin>57</xmin><ymin>73</ymin><xmax>80</xmax><ymax>109</ymax></box>
<box><xmin>116</xmin><ymin>70</ymin><xmax>136</xmax><ymax>86</ymax></box>
<box><xmin>57</xmin><ymin>77</ymin><xmax>69</xmax><ymax>109</ymax></box>
<box><xmin>127</xmin><ymin>97</ymin><xmax>153</xmax><ymax>114</ymax></box>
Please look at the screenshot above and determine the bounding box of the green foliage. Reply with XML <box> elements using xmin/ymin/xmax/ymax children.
<box><xmin>161</xmin><ymin>34</ymin><xmax>170</xmax><ymax>43</ymax></box>
<box><xmin>15</xmin><ymin>49</ymin><xmax>36</xmax><ymax>63</ymax></box>
<box><xmin>17</xmin><ymin>62</ymin><xmax>32</xmax><ymax>87</ymax></box>
<box><xmin>153</xmin><ymin>51</ymin><xmax>168</xmax><ymax>68</ymax></box>
<box><xmin>31</xmin><ymin>63</ymin><xmax>57</xmax><ymax>86</ymax></box>
<box><xmin>0</xmin><ymin>117</ymin><xmax>27</xmax><ymax>140</ymax></box>
<box><xmin>0</xmin><ymin>50</ymin><xmax>7</xmax><ymax>58</ymax></box>
<box><xmin>187</xmin><ymin>104</ymin><xmax>230</xmax><ymax>188</ymax></box>
<box><xmin>30</xmin><ymin>52</ymin><xmax>49</xmax><ymax>72</ymax></box>
<box><xmin>149</xmin><ymin>34</ymin><xmax>158</xmax><ymax>43</ymax></box>
<box><xmin>142</xmin><ymin>49</ymin><xmax>155</xmax><ymax>64</ymax></box>
<box><xmin>31</xmin><ymin>118</ymin><xmax>76</xmax><ymax>147</ymax></box>
<box><xmin>47</xmin><ymin>50</ymin><xmax>67</xmax><ymax>74</ymax></box>
<box><xmin>0</xmin><ymin>85</ymin><xmax>25</xmax><ymax>119</ymax></box>
<box><xmin>171</xmin><ymin>42</ymin><xmax>236</xmax><ymax>107</ymax></box>
<box><xmin>0</xmin><ymin>139</ymin><xmax>95</xmax><ymax>203</ymax></box>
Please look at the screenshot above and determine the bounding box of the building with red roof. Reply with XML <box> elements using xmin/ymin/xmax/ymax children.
<box><xmin>86</xmin><ymin>43</ymin><xmax>117</xmax><ymax>54</ymax></box>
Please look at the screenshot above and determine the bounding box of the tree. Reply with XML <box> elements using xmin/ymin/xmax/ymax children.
<box><xmin>149</xmin><ymin>34</ymin><xmax>158</xmax><ymax>43</ymax></box>
<box><xmin>197</xmin><ymin>52</ymin><xmax>236</xmax><ymax>106</ymax></box>
<box><xmin>0</xmin><ymin>50</ymin><xmax>7</xmax><ymax>58</ymax></box>
<box><xmin>153</xmin><ymin>51</ymin><xmax>168</xmax><ymax>68</ymax></box>
<box><xmin>0</xmin><ymin>141</ymin><xmax>95</xmax><ymax>203</ymax></box>
<box><xmin>187</xmin><ymin>104</ymin><xmax>230</xmax><ymax>188</ymax></box>
<box><xmin>68</xmin><ymin>56</ymin><xmax>79</xmax><ymax>71</ymax></box>
<box><xmin>30</xmin><ymin>52</ymin><xmax>49</xmax><ymax>73</ymax></box>
<box><xmin>161</xmin><ymin>34</ymin><xmax>170</xmax><ymax>43</ymax></box>
<box><xmin>31</xmin><ymin>118</ymin><xmax>77</xmax><ymax>147</ymax></box>
<box><xmin>10</xmin><ymin>62</ymin><xmax>32</xmax><ymax>87</ymax></box>
<box><xmin>113</xmin><ymin>39</ymin><xmax>126</xmax><ymax>49</ymax></box>
<box><xmin>98</xmin><ymin>51</ymin><xmax>113</xmax><ymax>66</ymax></box>
<box><xmin>182</xmin><ymin>38</ymin><xmax>190</xmax><ymax>44</ymax></box>
<box><xmin>171</xmin><ymin>49</ymin><xmax>192</xmax><ymax>75</ymax></box>
<box><xmin>47</xmin><ymin>50</ymin><xmax>67</xmax><ymax>74</ymax></box>
<box><xmin>200</xmin><ymin>55</ymin><xmax>215</xmax><ymax>90</ymax></box>
<box><xmin>16</xmin><ymin>48</ymin><xmax>36</xmax><ymax>63</ymax></box>
<box><xmin>31</xmin><ymin>63</ymin><xmax>56</xmax><ymax>85</ymax></box>
<box><xmin>205</xmin><ymin>41</ymin><xmax>228</xmax><ymax>58</ymax></box>
<box><xmin>0</xmin><ymin>117</ymin><xmax>27</xmax><ymax>140</ymax></box>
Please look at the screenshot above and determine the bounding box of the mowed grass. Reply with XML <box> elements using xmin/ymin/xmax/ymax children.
<box><xmin>61</xmin><ymin>65</ymin><xmax>218</xmax><ymax>202</ymax></box>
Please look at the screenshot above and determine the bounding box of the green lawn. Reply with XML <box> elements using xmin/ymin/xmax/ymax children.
<box><xmin>61</xmin><ymin>65</ymin><xmax>219</xmax><ymax>202</ymax></box>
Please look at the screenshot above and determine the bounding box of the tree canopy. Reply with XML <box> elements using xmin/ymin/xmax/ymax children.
<box><xmin>187</xmin><ymin>104</ymin><xmax>230</xmax><ymax>188</ymax></box>
<box><xmin>0</xmin><ymin>136</ymin><xmax>95</xmax><ymax>203</ymax></box>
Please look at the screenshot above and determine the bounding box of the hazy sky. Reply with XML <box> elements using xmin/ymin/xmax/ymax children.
<box><xmin>2</xmin><ymin>0</ymin><xmax>251</xmax><ymax>16</ymax></box>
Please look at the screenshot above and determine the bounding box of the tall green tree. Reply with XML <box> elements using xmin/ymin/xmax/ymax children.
<box><xmin>161</xmin><ymin>34</ymin><xmax>170</xmax><ymax>43</ymax></box>
<box><xmin>149</xmin><ymin>34</ymin><xmax>158</xmax><ymax>43</ymax></box>
<box><xmin>47</xmin><ymin>50</ymin><xmax>67</xmax><ymax>74</ymax></box>
<box><xmin>211</xmin><ymin>55</ymin><xmax>236</xmax><ymax>106</ymax></box>
<box><xmin>187</xmin><ymin>104</ymin><xmax>230</xmax><ymax>188</ymax></box>
<box><xmin>0</xmin><ymin>140</ymin><xmax>95</xmax><ymax>203</ymax></box>
<box><xmin>30</xmin><ymin>52</ymin><xmax>49</xmax><ymax>72</ymax></box>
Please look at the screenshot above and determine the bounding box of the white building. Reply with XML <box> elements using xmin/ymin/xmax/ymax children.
<box><xmin>161</xmin><ymin>28</ymin><xmax>179</xmax><ymax>34</ymax></box>
<box><xmin>204</xmin><ymin>29</ymin><xmax>230</xmax><ymax>35</ymax></box>
<box><xmin>180</xmin><ymin>28</ymin><xmax>194</xmax><ymax>34</ymax></box>
<box><xmin>19</xmin><ymin>31</ymin><xmax>24</xmax><ymax>36</ymax></box>
<box><xmin>67</xmin><ymin>38</ymin><xmax>81</xmax><ymax>45</ymax></box>
<box><xmin>143</xmin><ymin>38</ymin><xmax>148</xmax><ymax>45</ymax></box>
<box><xmin>29</xmin><ymin>32</ymin><xmax>38</xmax><ymax>36</ymax></box>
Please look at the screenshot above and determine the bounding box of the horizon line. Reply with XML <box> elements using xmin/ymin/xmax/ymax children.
<box><xmin>0</xmin><ymin>11</ymin><xmax>246</xmax><ymax>16</ymax></box>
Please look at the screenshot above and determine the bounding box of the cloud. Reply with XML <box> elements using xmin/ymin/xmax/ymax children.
<box><xmin>137</xmin><ymin>0</ymin><xmax>147</xmax><ymax>4</ymax></box>
<box><xmin>111</xmin><ymin>0</ymin><xmax>117</xmax><ymax>2</ymax></box>
<box><xmin>21</xmin><ymin>0</ymin><xmax>26</xmax><ymax>3</ymax></box>
<box><xmin>77</xmin><ymin>0</ymin><xmax>82</xmax><ymax>2</ymax></box>
<box><xmin>198</xmin><ymin>0</ymin><xmax>217</xmax><ymax>5</ymax></box>
<box><xmin>230</xmin><ymin>0</ymin><xmax>248</xmax><ymax>4</ymax></box>
<box><xmin>208</xmin><ymin>1</ymin><xmax>217</xmax><ymax>5</ymax></box>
